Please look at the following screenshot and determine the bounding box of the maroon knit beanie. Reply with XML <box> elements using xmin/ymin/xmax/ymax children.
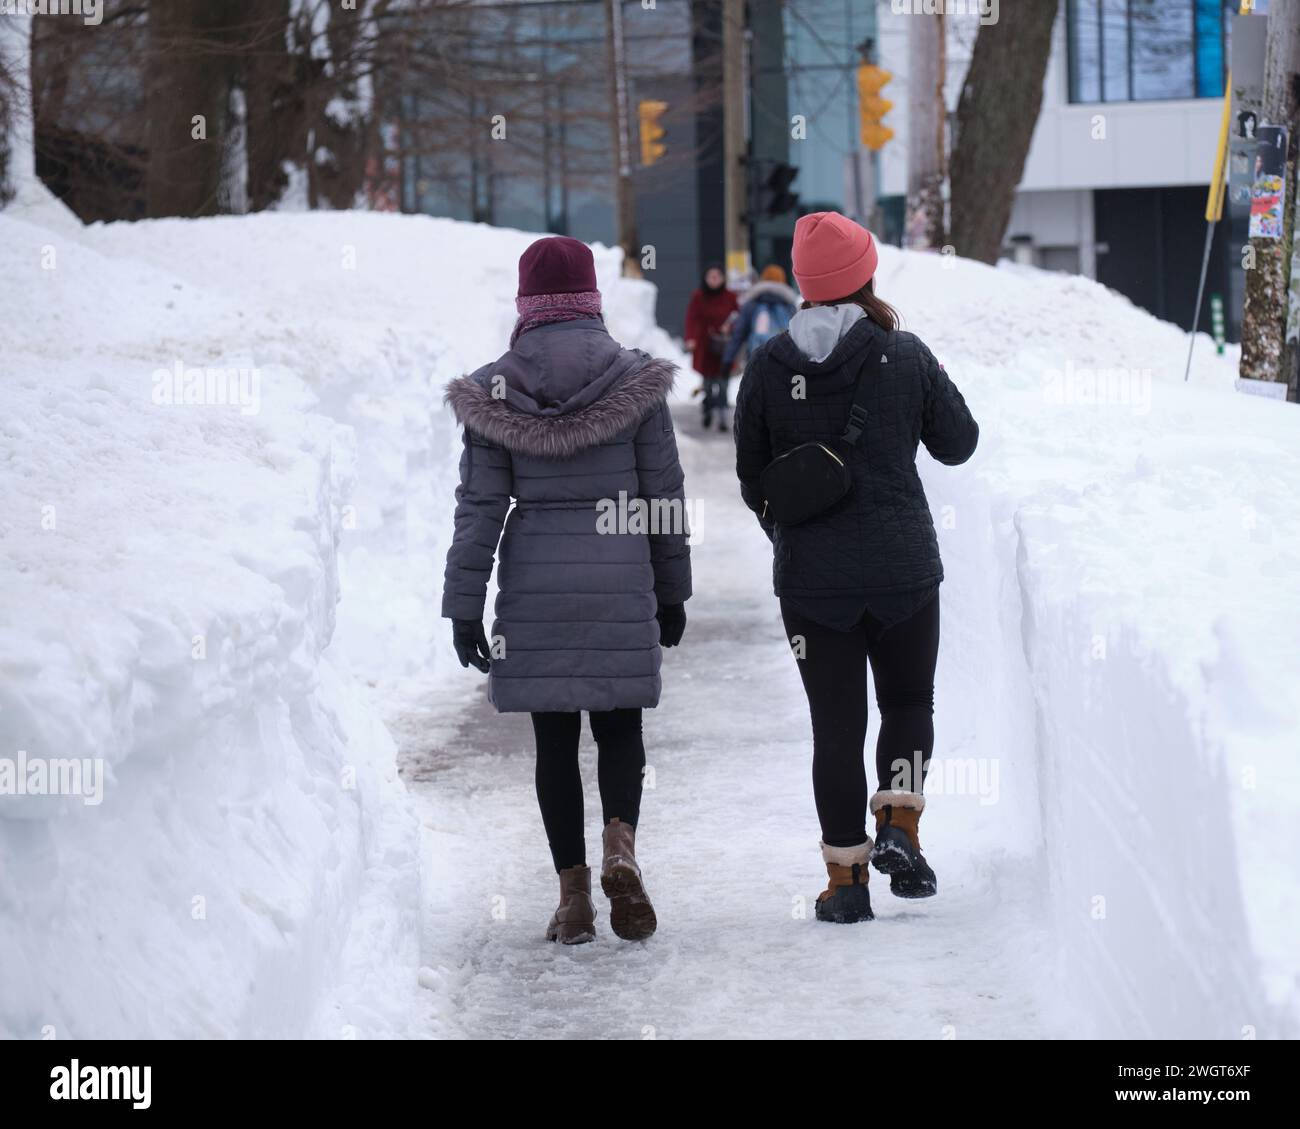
<box><xmin>517</xmin><ymin>236</ymin><xmax>598</xmax><ymax>298</ymax></box>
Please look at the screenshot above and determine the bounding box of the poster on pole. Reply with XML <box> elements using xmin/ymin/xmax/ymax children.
<box><xmin>1249</xmin><ymin>125</ymin><xmax>1288</xmax><ymax>240</ymax></box>
<box><xmin>1227</xmin><ymin>11</ymin><xmax>1269</xmax><ymax>332</ymax></box>
<box><xmin>1287</xmin><ymin>191</ymin><xmax>1300</xmax><ymax>346</ymax></box>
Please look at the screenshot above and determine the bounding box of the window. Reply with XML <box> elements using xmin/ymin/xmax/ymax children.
<box><xmin>1037</xmin><ymin>246</ymin><xmax>1084</xmax><ymax>275</ymax></box>
<box><xmin>1102</xmin><ymin>0</ymin><xmax>1131</xmax><ymax>101</ymax></box>
<box><xmin>1067</xmin><ymin>0</ymin><xmax>1230</xmax><ymax>103</ymax></box>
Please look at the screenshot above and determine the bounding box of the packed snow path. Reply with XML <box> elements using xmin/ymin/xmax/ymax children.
<box><xmin>400</xmin><ymin>409</ymin><xmax>1047</xmax><ymax>1040</ymax></box>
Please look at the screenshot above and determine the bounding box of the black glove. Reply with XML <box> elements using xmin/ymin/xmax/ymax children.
<box><xmin>452</xmin><ymin>619</ymin><xmax>491</xmax><ymax>672</ymax></box>
<box><xmin>656</xmin><ymin>602</ymin><xmax>687</xmax><ymax>648</ymax></box>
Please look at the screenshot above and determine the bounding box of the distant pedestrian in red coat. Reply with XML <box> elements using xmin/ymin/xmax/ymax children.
<box><xmin>684</xmin><ymin>264</ymin><xmax>740</xmax><ymax>431</ymax></box>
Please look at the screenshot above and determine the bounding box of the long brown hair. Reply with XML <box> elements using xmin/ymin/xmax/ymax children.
<box><xmin>801</xmin><ymin>278</ymin><xmax>899</xmax><ymax>332</ymax></box>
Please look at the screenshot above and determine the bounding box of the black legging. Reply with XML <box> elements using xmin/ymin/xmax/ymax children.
<box><xmin>781</xmin><ymin>595</ymin><xmax>940</xmax><ymax>848</ymax></box>
<box><xmin>530</xmin><ymin>708</ymin><xmax>646</xmax><ymax>872</ymax></box>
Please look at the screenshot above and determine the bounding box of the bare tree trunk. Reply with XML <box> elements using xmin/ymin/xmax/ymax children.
<box><xmin>1240</xmin><ymin>0</ymin><xmax>1300</xmax><ymax>397</ymax></box>
<box><xmin>0</xmin><ymin>37</ymin><xmax>13</xmax><ymax>205</ymax></box>
<box><xmin>302</xmin><ymin>0</ymin><xmax>384</xmax><ymax>210</ymax></box>
<box><xmin>31</xmin><ymin>15</ymin><xmax>78</xmax><ymax>137</ymax></box>
<box><xmin>0</xmin><ymin>15</ymin><xmax>35</xmax><ymax>206</ymax></box>
<box><xmin>146</xmin><ymin>0</ymin><xmax>227</xmax><ymax>218</ymax></box>
<box><xmin>948</xmin><ymin>1</ymin><xmax>1059</xmax><ymax>265</ymax></box>
<box><xmin>238</xmin><ymin>0</ymin><xmax>302</xmax><ymax>213</ymax></box>
<box><xmin>905</xmin><ymin>11</ymin><xmax>946</xmax><ymax>250</ymax></box>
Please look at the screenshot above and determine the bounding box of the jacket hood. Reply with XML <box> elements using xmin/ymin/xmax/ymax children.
<box><xmin>783</xmin><ymin>304</ymin><xmax>874</xmax><ymax>368</ymax></box>
<box><xmin>741</xmin><ymin>280</ymin><xmax>801</xmax><ymax>309</ymax></box>
<box><xmin>444</xmin><ymin>320</ymin><xmax>676</xmax><ymax>459</ymax></box>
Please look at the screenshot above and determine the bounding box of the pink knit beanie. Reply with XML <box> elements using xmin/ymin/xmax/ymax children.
<box><xmin>792</xmin><ymin>212</ymin><xmax>879</xmax><ymax>302</ymax></box>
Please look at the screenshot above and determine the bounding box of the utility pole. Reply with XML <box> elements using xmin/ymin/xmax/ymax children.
<box><xmin>604</xmin><ymin>0</ymin><xmax>639</xmax><ymax>276</ymax></box>
<box><xmin>722</xmin><ymin>0</ymin><xmax>750</xmax><ymax>289</ymax></box>
<box><xmin>906</xmin><ymin>12</ymin><xmax>946</xmax><ymax>249</ymax></box>
<box><xmin>1239</xmin><ymin>0</ymin><xmax>1299</xmax><ymax>397</ymax></box>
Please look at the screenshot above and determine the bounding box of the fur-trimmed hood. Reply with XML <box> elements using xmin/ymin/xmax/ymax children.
<box><xmin>741</xmin><ymin>279</ymin><xmax>801</xmax><ymax>309</ymax></box>
<box><xmin>444</xmin><ymin>319</ymin><xmax>677</xmax><ymax>459</ymax></box>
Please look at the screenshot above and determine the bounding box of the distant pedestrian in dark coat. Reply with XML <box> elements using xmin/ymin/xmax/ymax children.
<box><xmin>684</xmin><ymin>264</ymin><xmax>739</xmax><ymax>431</ymax></box>
<box><xmin>721</xmin><ymin>265</ymin><xmax>800</xmax><ymax>376</ymax></box>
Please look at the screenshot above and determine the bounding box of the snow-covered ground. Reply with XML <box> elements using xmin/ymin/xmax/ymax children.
<box><xmin>1</xmin><ymin>194</ymin><xmax>1295</xmax><ymax>1039</ymax></box>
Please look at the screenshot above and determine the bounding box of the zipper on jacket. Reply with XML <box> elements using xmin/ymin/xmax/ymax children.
<box><xmin>768</xmin><ymin>442</ymin><xmax>846</xmax><ymax>471</ymax></box>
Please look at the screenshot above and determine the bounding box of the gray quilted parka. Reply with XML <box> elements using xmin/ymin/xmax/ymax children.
<box><xmin>734</xmin><ymin>309</ymin><xmax>977</xmax><ymax>602</ymax></box>
<box><xmin>442</xmin><ymin>318</ymin><xmax>691</xmax><ymax>713</ymax></box>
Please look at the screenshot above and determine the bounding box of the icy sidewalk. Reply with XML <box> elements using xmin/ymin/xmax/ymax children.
<box><xmin>401</xmin><ymin>414</ymin><xmax>1048</xmax><ymax>1040</ymax></box>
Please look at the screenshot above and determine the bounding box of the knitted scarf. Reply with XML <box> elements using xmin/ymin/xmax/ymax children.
<box><xmin>511</xmin><ymin>290</ymin><xmax>602</xmax><ymax>347</ymax></box>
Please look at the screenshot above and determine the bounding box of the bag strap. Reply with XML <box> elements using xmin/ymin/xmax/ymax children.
<box><xmin>839</xmin><ymin>346</ymin><xmax>882</xmax><ymax>445</ymax></box>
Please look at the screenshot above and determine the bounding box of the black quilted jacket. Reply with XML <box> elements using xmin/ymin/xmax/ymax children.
<box><xmin>734</xmin><ymin>314</ymin><xmax>978</xmax><ymax>600</ymax></box>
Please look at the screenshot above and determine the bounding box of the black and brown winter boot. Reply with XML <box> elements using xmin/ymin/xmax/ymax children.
<box><xmin>600</xmin><ymin>818</ymin><xmax>657</xmax><ymax>941</ymax></box>
<box><xmin>545</xmin><ymin>865</ymin><xmax>597</xmax><ymax>945</ymax></box>
<box><xmin>870</xmin><ymin>790</ymin><xmax>936</xmax><ymax>899</ymax></box>
<box><xmin>815</xmin><ymin>840</ymin><xmax>875</xmax><ymax>923</ymax></box>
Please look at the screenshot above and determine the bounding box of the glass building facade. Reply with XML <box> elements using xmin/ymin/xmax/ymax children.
<box><xmin>779</xmin><ymin>0</ymin><xmax>876</xmax><ymax>212</ymax></box>
<box><xmin>1066</xmin><ymin>0</ymin><xmax>1237</xmax><ymax>103</ymax></box>
<box><xmin>750</xmin><ymin>0</ymin><xmax>879</xmax><ymax>269</ymax></box>
<box><xmin>400</xmin><ymin>0</ymin><xmax>693</xmax><ymax>245</ymax></box>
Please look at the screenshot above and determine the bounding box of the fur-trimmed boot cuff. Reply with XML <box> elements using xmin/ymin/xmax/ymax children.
<box><xmin>816</xmin><ymin>840</ymin><xmax>875</xmax><ymax>923</ymax></box>
<box><xmin>820</xmin><ymin>839</ymin><xmax>873</xmax><ymax>866</ymax></box>
<box><xmin>871</xmin><ymin>790</ymin><xmax>925</xmax><ymax>851</ymax></box>
<box><xmin>869</xmin><ymin>790</ymin><xmax>925</xmax><ymax>815</ymax></box>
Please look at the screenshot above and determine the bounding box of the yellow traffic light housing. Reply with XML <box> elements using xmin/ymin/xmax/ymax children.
<box><xmin>857</xmin><ymin>64</ymin><xmax>895</xmax><ymax>152</ymax></box>
<box><xmin>639</xmin><ymin>100</ymin><xmax>668</xmax><ymax>167</ymax></box>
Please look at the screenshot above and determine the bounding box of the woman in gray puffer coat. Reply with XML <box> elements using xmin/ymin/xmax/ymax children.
<box><xmin>442</xmin><ymin>236</ymin><xmax>691</xmax><ymax>946</ymax></box>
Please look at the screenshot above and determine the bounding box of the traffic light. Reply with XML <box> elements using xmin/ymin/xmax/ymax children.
<box><xmin>857</xmin><ymin>63</ymin><xmax>895</xmax><ymax>152</ymax></box>
<box><xmin>763</xmin><ymin>163</ymin><xmax>800</xmax><ymax>217</ymax></box>
<box><xmin>639</xmin><ymin>100</ymin><xmax>668</xmax><ymax>166</ymax></box>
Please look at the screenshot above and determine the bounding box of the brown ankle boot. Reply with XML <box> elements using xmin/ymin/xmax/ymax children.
<box><xmin>870</xmin><ymin>790</ymin><xmax>937</xmax><ymax>898</ymax></box>
<box><xmin>546</xmin><ymin>865</ymin><xmax>596</xmax><ymax>944</ymax></box>
<box><xmin>600</xmin><ymin>818</ymin><xmax>657</xmax><ymax>941</ymax></box>
<box><xmin>815</xmin><ymin>840</ymin><xmax>875</xmax><ymax>923</ymax></box>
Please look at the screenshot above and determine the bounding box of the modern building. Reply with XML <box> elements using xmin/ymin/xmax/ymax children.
<box><xmin>878</xmin><ymin>0</ymin><xmax>1251</xmax><ymax>338</ymax></box>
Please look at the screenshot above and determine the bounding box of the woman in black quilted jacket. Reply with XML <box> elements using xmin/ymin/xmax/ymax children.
<box><xmin>733</xmin><ymin>211</ymin><xmax>978</xmax><ymax>925</ymax></box>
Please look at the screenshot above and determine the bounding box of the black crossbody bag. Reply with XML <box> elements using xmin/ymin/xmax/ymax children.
<box><xmin>759</xmin><ymin>351</ymin><xmax>878</xmax><ymax>527</ymax></box>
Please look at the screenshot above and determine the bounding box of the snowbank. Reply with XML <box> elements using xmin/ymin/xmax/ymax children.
<box><xmin>882</xmin><ymin>247</ymin><xmax>1300</xmax><ymax>1037</ymax></box>
<box><xmin>0</xmin><ymin>212</ymin><xmax>410</xmax><ymax>1038</ymax></box>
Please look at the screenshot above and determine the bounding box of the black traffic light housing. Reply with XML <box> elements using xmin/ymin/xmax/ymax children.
<box><xmin>764</xmin><ymin>163</ymin><xmax>800</xmax><ymax>217</ymax></box>
<box><xmin>747</xmin><ymin>159</ymin><xmax>800</xmax><ymax>222</ymax></box>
